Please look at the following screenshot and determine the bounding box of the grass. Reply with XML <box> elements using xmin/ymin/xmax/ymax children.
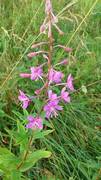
<box><xmin>0</xmin><ymin>0</ymin><xmax>101</xmax><ymax>179</ymax></box>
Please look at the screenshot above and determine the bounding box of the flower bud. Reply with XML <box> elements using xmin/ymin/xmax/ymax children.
<box><xmin>20</xmin><ymin>73</ymin><xmax>31</xmax><ymax>78</ymax></box>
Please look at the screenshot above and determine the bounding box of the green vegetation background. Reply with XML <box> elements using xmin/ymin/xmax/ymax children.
<box><xmin>0</xmin><ymin>0</ymin><xmax>101</xmax><ymax>179</ymax></box>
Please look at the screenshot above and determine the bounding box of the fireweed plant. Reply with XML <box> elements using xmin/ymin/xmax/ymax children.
<box><xmin>19</xmin><ymin>0</ymin><xmax>74</xmax><ymax>129</ymax></box>
<box><xmin>0</xmin><ymin>0</ymin><xmax>75</xmax><ymax>179</ymax></box>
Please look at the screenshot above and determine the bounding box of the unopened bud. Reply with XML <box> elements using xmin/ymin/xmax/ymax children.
<box><xmin>20</xmin><ymin>73</ymin><xmax>31</xmax><ymax>78</ymax></box>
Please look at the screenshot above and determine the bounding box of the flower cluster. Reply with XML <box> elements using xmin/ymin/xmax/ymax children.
<box><xmin>18</xmin><ymin>0</ymin><xmax>74</xmax><ymax>130</ymax></box>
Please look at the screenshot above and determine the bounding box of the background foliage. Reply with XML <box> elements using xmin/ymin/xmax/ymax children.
<box><xmin>0</xmin><ymin>0</ymin><xmax>101</xmax><ymax>179</ymax></box>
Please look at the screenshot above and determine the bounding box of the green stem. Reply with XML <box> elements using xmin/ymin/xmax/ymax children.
<box><xmin>16</xmin><ymin>136</ymin><xmax>33</xmax><ymax>170</ymax></box>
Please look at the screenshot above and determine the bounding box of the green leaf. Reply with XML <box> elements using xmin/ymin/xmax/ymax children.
<box><xmin>17</xmin><ymin>121</ymin><xmax>29</xmax><ymax>151</ymax></box>
<box><xmin>20</xmin><ymin>150</ymin><xmax>51</xmax><ymax>172</ymax></box>
<box><xmin>6</xmin><ymin>122</ymin><xmax>29</xmax><ymax>152</ymax></box>
<box><xmin>23</xmin><ymin>109</ymin><xmax>29</xmax><ymax>117</ymax></box>
<box><xmin>10</xmin><ymin>170</ymin><xmax>21</xmax><ymax>180</ymax></box>
<box><xmin>0</xmin><ymin>109</ymin><xmax>5</xmax><ymax>117</ymax></box>
<box><xmin>96</xmin><ymin>156</ymin><xmax>101</xmax><ymax>160</ymax></box>
<box><xmin>0</xmin><ymin>147</ymin><xmax>20</xmax><ymax>170</ymax></box>
<box><xmin>0</xmin><ymin>169</ymin><xmax>4</xmax><ymax>176</ymax></box>
<box><xmin>34</xmin><ymin>98</ymin><xmax>44</xmax><ymax>111</ymax></box>
<box><xmin>12</xmin><ymin>110</ymin><xmax>24</xmax><ymax>121</ymax></box>
<box><xmin>17</xmin><ymin>121</ymin><xmax>26</xmax><ymax>133</ymax></box>
<box><xmin>32</xmin><ymin>129</ymin><xmax>54</xmax><ymax>140</ymax></box>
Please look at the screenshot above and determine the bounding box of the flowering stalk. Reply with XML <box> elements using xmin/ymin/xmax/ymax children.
<box><xmin>47</xmin><ymin>11</ymin><xmax>53</xmax><ymax>70</ymax></box>
<box><xmin>18</xmin><ymin>0</ymin><xmax>75</xmax><ymax>130</ymax></box>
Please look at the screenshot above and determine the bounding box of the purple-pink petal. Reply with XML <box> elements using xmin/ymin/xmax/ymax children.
<box><xmin>27</xmin><ymin>115</ymin><xmax>34</xmax><ymax>122</ymax></box>
<box><xmin>26</xmin><ymin>122</ymin><xmax>34</xmax><ymax>129</ymax></box>
<box><xmin>18</xmin><ymin>90</ymin><xmax>28</xmax><ymax>101</ymax></box>
<box><xmin>49</xmin><ymin>68</ymin><xmax>64</xmax><ymax>84</ymax></box>
<box><xmin>53</xmin><ymin>71</ymin><xmax>64</xmax><ymax>83</ymax></box>
<box><xmin>44</xmin><ymin>98</ymin><xmax>62</xmax><ymax>119</ymax></box>
<box><xmin>61</xmin><ymin>88</ymin><xmax>71</xmax><ymax>103</ymax></box>
<box><xmin>23</xmin><ymin>101</ymin><xmax>29</xmax><ymax>109</ymax></box>
<box><xmin>26</xmin><ymin>116</ymin><xmax>43</xmax><ymax>130</ymax></box>
<box><xmin>48</xmin><ymin>90</ymin><xmax>58</xmax><ymax>100</ymax></box>
<box><xmin>55</xmin><ymin>105</ymin><xmax>63</xmax><ymax>111</ymax></box>
<box><xmin>66</xmin><ymin>74</ymin><xmax>74</xmax><ymax>91</ymax></box>
<box><xmin>30</xmin><ymin>66</ymin><xmax>43</xmax><ymax>81</ymax></box>
<box><xmin>18</xmin><ymin>90</ymin><xmax>30</xmax><ymax>109</ymax></box>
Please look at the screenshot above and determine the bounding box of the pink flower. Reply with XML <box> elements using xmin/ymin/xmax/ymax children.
<box><xmin>30</xmin><ymin>66</ymin><xmax>43</xmax><ymax>81</ymax></box>
<box><xmin>61</xmin><ymin>87</ymin><xmax>70</xmax><ymax>103</ymax></box>
<box><xmin>66</xmin><ymin>74</ymin><xmax>74</xmax><ymax>91</ymax></box>
<box><xmin>18</xmin><ymin>90</ymin><xmax>30</xmax><ymax>109</ymax></box>
<box><xmin>44</xmin><ymin>100</ymin><xmax>62</xmax><ymax>119</ymax></box>
<box><xmin>20</xmin><ymin>73</ymin><xmax>31</xmax><ymax>78</ymax></box>
<box><xmin>48</xmin><ymin>90</ymin><xmax>58</xmax><ymax>101</ymax></box>
<box><xmin>26</xmin><ymin>116</ymin><xmax>43</xmax><ymax>130</ymax></box>
<box><xmin>44</xmin><ymin>90</ymin><xmax>62</xmax><ymax>119</ymax></box>
<box><xmin>49</xmin><ymin>68</ymin><xmax>64</xmax><ymax>84</ymax></box>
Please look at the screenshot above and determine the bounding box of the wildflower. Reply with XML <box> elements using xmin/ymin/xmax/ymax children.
<box><xmin>18</xmin><ymin>90</ymin><xmax>30</xmax><ymax>109</ymax></box>
<box><xmin>44</xmin><ymin>89</ymin><xmax>62</xmax><ymax>119</ymax></box>
<box><xmin>26</xmin><ymin>115</ymin><xmax>43</xmax><ymax>130</ymax></box>
<box><xmin>19</xmin><ymin>0</ymin><xmax>75</xmax><ymax>123</ymax></box>
<box><xmin>66</xmin><ymin>74</ymin><xmax>74</xmax><ymax>91</ymax></box>
<box><xmin>20</xmin><ymin>73</ymin><xmax>31</xmax><ymax>78</ymax></box>
<box><xmin>44</xmin><ymin>100</ymin><xmax>62</xmax><ymax>119</ymax></box>
<box><xmin>61</xmin><ymin>87</ymin><xmax>70</xmax><ymax>102</ymax></box>
<box><xmin>49</xmin><ymin>68</ymin><xmax>64</xmax><ymax>84</ymax></box>
<box><xmin>30</xmin><ymin>66</ymin><xmax>43</xmax><ymax>81</ymax></box>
